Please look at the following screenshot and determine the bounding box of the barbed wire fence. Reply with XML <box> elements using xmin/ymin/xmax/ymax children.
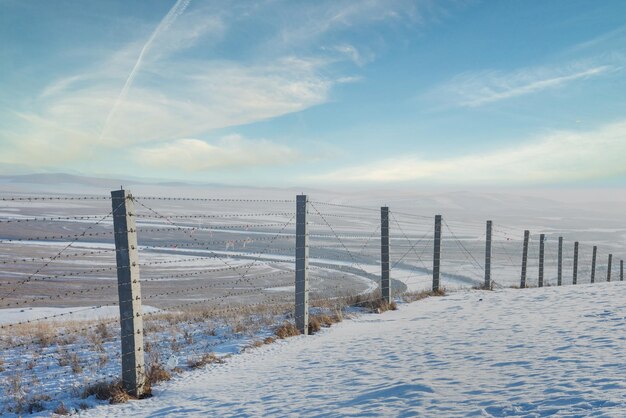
<box><xmin>0</xmin><ymin>191</ymin><xmax>624</xmax><ymax>414</ymax></box>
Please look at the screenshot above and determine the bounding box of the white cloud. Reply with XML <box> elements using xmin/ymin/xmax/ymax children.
<box><xmin>313</xmin><ymin>120</ymin><xmax>626</xmax><ymax>184</ymax></box>
<box><xmin>432</xmin><ymin>63</ymin><xmax>616</xmax><ymax>108</ymax></box>
<box><xmin>0</xmin><ymin>0</ymin><xmax>456</xmax><ymax>172</ymax></box>
<box><xmin>137</xmin><ymin>135</ymin><xmax>300</xmax><ymax>171</ymax></box>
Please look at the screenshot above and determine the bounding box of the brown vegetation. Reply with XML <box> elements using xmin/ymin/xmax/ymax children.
<box><xmin>187</xmin><ymin>353</ymin><xmax>225</xmax><ymax>369</ymax></box>
<box><xmin>82</xmin><ymin>381</ymin><xmax>132</xmax><ymax>404</ymax></box>
<box><xmin>308</xmin><ymin>312</ymin><xmax>343</xmax><ymax>334</ymax></box>
<box><xmin>401</xmin><ymin>288</ymin><xmax>446</xmax><ymax>303</ymax></box>
<box><xmin>274</xmin><ymin>322</ymin><xmax>300</xmax><ymax>339</ymax></box>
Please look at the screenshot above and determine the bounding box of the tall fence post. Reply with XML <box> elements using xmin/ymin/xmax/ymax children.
<box><xmin>621</xmin><ymin>260</ymin><xmax>624</xmax><ymax>281</ymax></box>
<box><xmin>608</xmin><ymin>254</ymin><xmax>613</xmax><ymax>282</ymax></box>
<box><xmin>573</xmin><ymin>241</ymin><xmax>579</xmax><ymax>285</ymax></box>
<box><xmin>557</xmin><ymin>237</ymin><xmax>563</xmax><ymax>286</ymax></box>
<box><xmin>538</xmin><ymin>233</ymin><xmax>545</xmax><ymax>287</ymax></box>
<box><xmin>591</xmin><ymin>246</ymin><xmax>597</xmax><ymax>284</ymax></box>
<box><xmin>111</xmin><ymin>189</ymin><xmax>146</xmax><ymax>397</ymax></box>
<box><xmin>520</xmin><ymin>230</ymin><xmax>529</xmax><ymax>288</ymax></box>
<box><xmin>295</xmin><ymin>194</ymin><xmax>309</xmax><ymax>335</ymax></box>
<box><xmin>433</xmin><ymin>215</ymin><xmax>442</xmax><ymax>293</ymax></box>
<box><xmin>381</xmin><ymin>207</ymin><xmax>390</xmax><ymax>303</ymax></box>
<box><xmin>484</xmin><ymin>220</ymin><xmax>492</xmax><ymax>289</ymax></box>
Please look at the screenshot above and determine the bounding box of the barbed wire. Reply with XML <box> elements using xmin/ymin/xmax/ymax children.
<box><xmin>0</xmin><ymin>248</ymin><xmax>115</xmax><ymax>265</ymax></box>
<box><xmin>135</xmin><ymin>212</ymin><xmax>295</xmax><ymax>219</ymax></box>
<box><xmin>0</xmin><ymin>215</ymin><xmax>107</xmax><ymax>223</ymax></box>
<box><xmin>134</xmin><ymin>197</ymin><xmax>294</xmax><ymax>203</ymax></box>
<box><xmin>0</xmin><ymin>196</ymin><xmax>110</xmax><ymax>201</ymax></box>
<box><xmin>0</xmin><ymin>203</ymin><xmax>122</xmax><ymax>303</ymax></box>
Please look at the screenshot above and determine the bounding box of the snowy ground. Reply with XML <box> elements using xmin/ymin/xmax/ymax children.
<box><xmin>83</xmin><ymin>282</ymin><xmax>626</xmax><ymax>417</ymax></box>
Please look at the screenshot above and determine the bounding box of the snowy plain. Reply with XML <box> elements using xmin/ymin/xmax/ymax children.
<box><xmin>83</xmin><ymin>282</ymin><xmax>626</xmax><ymax>417</ymax></box>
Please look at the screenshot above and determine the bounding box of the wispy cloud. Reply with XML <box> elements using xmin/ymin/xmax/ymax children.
<box><xmin>432</xmin><ymin>62</ymin><xmax>616</xmax><ymax>108</ymax></box>
<box><xmin>312</xmin><ymin>120</ymin><xmax>626</xmax><ymax>185</ymax></box>
<box><xmin>0</xmin><ymin>0</ymin><xmax>462</xmax><ymax>174</ymax></box>
<box><xmin>137</xmin><ymin>135</ymin><xmax>300</xmax><ymax>171</ymax></box>
<box><xmin>100</xmin><ymin>0</ymin><xmax>192</xmax><ymax>141</ymax></box>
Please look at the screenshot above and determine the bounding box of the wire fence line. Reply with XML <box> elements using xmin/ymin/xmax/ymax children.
<box><xmin>0</xmin><ymin>190</ymin><xmax>624</xmax><ymax>414</ymax></box>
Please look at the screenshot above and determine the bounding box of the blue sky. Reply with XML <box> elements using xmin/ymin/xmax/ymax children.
<box><xmin>1</xmin><ymin>0</ymin><xmax>625</xmax><ymax>187</ymax></box>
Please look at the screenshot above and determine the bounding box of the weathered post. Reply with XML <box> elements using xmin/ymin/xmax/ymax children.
<box><xmin>538</xmin><ymin>234</ymin><xmax>545</xmax><ymax>287</ymax></box>
<box><xmin>621</xmin><ymin>260</ymin><xmax>624</xmax><ymax>281</ymax></box>
<box><xmin>295</xmin><ymin>194</ymin><xmax>309</xmax><ymax>335</ymax></box>
<box><xmin>111</xmin><ymin>189</ymin><xmax>146</xmax><ymax>397</ymax></box>
<box><xmin>591</xmin><ymin>246</ymin><xmax>597</xmax><ymax>284</ymax></box>
<box><xmin>381</xmin><ymin>207</ymin><xmax>391</xmax><ymax>304</ymax></box>
<box><xmin>484</xmin><ymin>220</ymin><xmax>492</xmax><ymax>289</ymax></box>
<box><xmin>520</xmin><ymin>230</ymin><xmax>529</xmax><ymax>288</ymax></box>
<box><xmin>557</xmin><ymin>237</ymin><xmax>563</xmax><ymax>286</ymax></box>
<box><xmin>433</xmin><ymin>215</ymin><xmax>442</xmax><ymax>293</ymax></box>
<box><xmin>607</xmin><ymin>254</ymin><xmax>613</xmax><ymax>282</ymax></box>
<box><xmin>573</xmin><ymin>241</ymin><xmax>579</xmax><ymax>285</ymax></box>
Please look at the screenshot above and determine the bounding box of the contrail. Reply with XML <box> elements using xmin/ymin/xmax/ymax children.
<box><xmin>99</xmin><ymin>0</ymin><xmax>192</xmax><ymax>141</ymax></box>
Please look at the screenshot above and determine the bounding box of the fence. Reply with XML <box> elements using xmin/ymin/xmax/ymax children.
<box><xmin>0</xmin><ymin>190</ymin><xmax>624</xmax><ymax>413</ymax></box>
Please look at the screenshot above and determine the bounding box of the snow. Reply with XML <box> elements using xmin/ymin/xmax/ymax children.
<box><xmin>82</xmin><ymin>282</ymin><xmax>626</xmax><ymax>417</ymax></box>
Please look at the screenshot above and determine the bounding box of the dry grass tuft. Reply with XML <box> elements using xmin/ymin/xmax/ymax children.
<box><xmin>53</xmin><ymin>402</ymin><xmax>70</xmax><ymax>415</ymax></box>
<box><xmin>187</xmin><ymin>353</ymin><xmax>224</xmax><ymax>369</ymax></box>
<box><xmin>263</xmin><ymin>336</ymin><xmax>275</xmax><ymax>345</ymax></box>
<box><xmin>146</xmin><ymin>362</ymin><xmax>171</xmax><ymax>385</ymax></box>
<box><xmin>274</xmin><ymin>322</ymin><xmax>300</xmax><ymax>339</ymax></box>
<box><xmin>82</xmin><ymin>381</ymin><xmax>133</xmax><ymax>404</ymax></box>
<box><xmin>345</xmin><ymin>293</ymin><xmax>398</xmax><ymax>313</ymax></box>
<box><xmin>308</xmin><ymin>312</ymin><xmax>343</xmax><ymax>334</ymax></box>
<box><xmin>402</xmin><ymin>288</ymin><xmax>446</xmax><ymax>303</ymax></box>
<box><xmin>474</xmin><ymin>282</ymin><xmax>494</xmax><ymax>291</ymax></box>
<box><xmin>308</xmin><ymin>317</ymin><xmax>321</xmax><ymax>334</ymax></box>
<box><xmin>70</xmin><ymin>353</ymin><xmax>83</xmax><ymax>374</ymax></box>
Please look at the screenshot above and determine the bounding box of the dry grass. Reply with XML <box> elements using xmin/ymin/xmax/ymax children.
<box><xmin>187</xmin><ymin>353</ymin><xmax>225</xmax><ymax>369</ymax></box>
<box><xmin>146</xmin><ymin>362</ymin><xmax>171</xmax><ymax>385</ymax></box>
<box><xmin>70</xmin><ymin>353</ymin><xmax>83</xmax><ymax>374</ymax></box>
<box><xmin>53</xmin><ymin>402</ymin><xmax>70</xmax><ymax>415</ymax></box>
<box><xmin>308</xmin><ymin>312</ymin><xmax>343</xmax><ymax>335</ymax></box>
<box><xmin>474</xmin><ymin>282</ymin><xmax>494</xmax><ymax>291</ymax></box>
<box><xmin>401</xmin><ymin>288</ymin><xmax>446</xmax><ymax>303</ymax></box>
<box><xmin>342</xmin><ymin>292</ymin><xmax>398</xmax><ymax>313</ymax></box>
<box><xmin>57</xmin><ymin>348</ymin><xmax>70</xmax><ymax>367</ymax></box>
<box><xmin>6</xmin><ymin>373</ymin><xmax>25</xmax><ymax>410</ymax></box>
<box><xmin>274</xmin><ymin>322</ymin><xmax>300</xmax><ymax>339</ymax></box>
<box><xmin>82</xmin><ymin>381</ymin><xmax>133</xmax><ymax>404</ymax></box>
<box><xmin>33</xmin><ymin>322</ymin><xmax>56</xmax><ymax>347</ymax></box>
<box><xmin>3</xmin><ymin>319</ymin><xmax>103</xmax><ymax>349</ymax></box>
<box><xmin>144</xmin><ymin>350</ymin><xmax>172</xmax><ymax>391</ymax></box>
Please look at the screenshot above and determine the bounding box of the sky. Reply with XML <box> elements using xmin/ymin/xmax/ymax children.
<box><xmin>1</xmin><ymin>0</ymin><xmax>626</xmax><ymax>188</ymax></box>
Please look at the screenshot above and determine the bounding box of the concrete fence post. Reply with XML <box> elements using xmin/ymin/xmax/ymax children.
<box><xmin>381</xmin><ymin>207</ymin><xmax>391</xmax><ymax>303</ymax></box>
<box><xmin>538</xmin><ymin>234</ymin><xmax>545</xmax><ymax>287</ymax></box>
<box><xmin>520</xmin><ymin>230</ymin><xmax>529</xmax><ymax>289</ymax></box>
<box><xmin>295</xmin><ymin>194</ymin><xmax>309</xmax><ymax>335</ymax></box>
<box><xmin>484</xmin><ymin>220</ymin><xmax>492</xmax><ymax>289</ymax></box>
<box><xmin>573</xmin><ymin>242</ymin><xmax>579</xmax><ymax>285</ymax></box>
<box><xmin>111</xmin><ymin>189</ymin><xmax>146</xmax><ymax>397</ymax></box>
<box><xmin>557</xmin><ymin>237</ymin><xmax>563</xmax><ymax>286</ymax></box>
<box><xmin>433</xmin><ymin>215</ymin><xmax>442</xmax><ymax>292</ymax></box>
<box><xmin>608</xmin><ymin>254</ymin><xmax>613</xmax><ymax>282</ymax></box>
<box><xmin>591</xmin><ymin>246</ymin><xmax>597</xmax><ymax>284</ymax></box>
<box><xmin>620</xmin><ymin>260</ymin><xmax>624</xmax><ymax>281</ymax></box>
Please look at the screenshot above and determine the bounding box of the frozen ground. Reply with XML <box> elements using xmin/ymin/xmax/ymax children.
<box><xmin>83</xmin><ymin>282</ymin><xmax>626</xmax><ymax>417</ymax></box>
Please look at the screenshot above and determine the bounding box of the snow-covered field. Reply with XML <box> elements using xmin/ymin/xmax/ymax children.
<box><xmin>82</xmin><ymin>282</ymin><xmax>626</xmax><ymax>417</ymax></box>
